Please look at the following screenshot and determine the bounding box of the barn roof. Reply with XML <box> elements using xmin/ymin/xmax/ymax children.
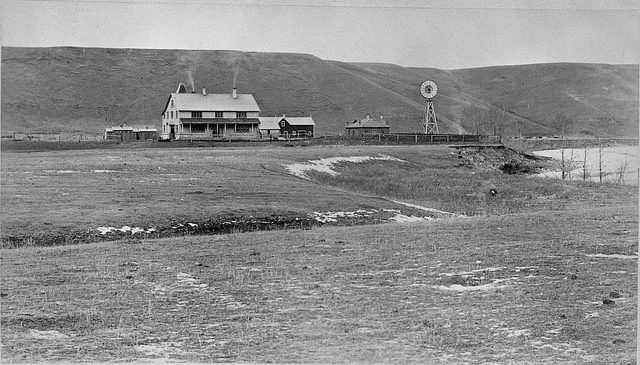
<box><xmin>162</xmin><ymin>92</ymin><xmax>261</xmax><ymax>115</ymax></box>
<box><xmin>346</xmin><ymin>116</ymin><xmax>390</xmax><ymax>129</ymax></box>
<box><xmin>258</xmin><ymin>116</ymin><xmax>315</xmax><ymax>130</ymax></box>
<box><xmin>283</xmin><ymin>116</ymin><xmax>315</xmax><ymax>126</ymax></box>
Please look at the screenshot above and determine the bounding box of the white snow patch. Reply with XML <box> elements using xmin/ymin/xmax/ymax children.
<box><xmin>584</xmin><ymin>312</ymin><xmax>600</xmax><ymax>319</ymax></box>
<box><xmin>283</xmin><ymin>154</ymin><xmax>406</xmax><ymax>179</ymax></box>
<box><xmin>390</xmin><ymin>200</ymin><xmax>464</xmax><ymax>217</ymax></box>
<box><xmin>433</xmin><ymin>279</ymin><xmax>510</xmax><ymax>292</ymax></box>
<box><xmin>92</xmin><ymin>169</ymin><xmax>119</xmax><ymax>173</ymax></box>
<box><xmin>439</xmin><ymin>267</ymin><xmax>507</xmax><ymax>277</ymax></box>
<box><xmin>28</xmin><ymin>329</ymin><xmax>68</xmax><ymax>339</ymax></box>
<box><xmin>135</xmin><ymin>342</ymin><xmax>184</xmax><ymax>357</ymax></box>
<box><xmin>96</xmin><ymin>226</ymin><xmax>156</xmax><ymax>235</ymax></box>
<box><xmin>44</xmin><ymin>170</ymin><xmax>77</xmax><ymax>174</ymax></box>
<box><xmin>311</xmin><ymin>209</ymin><xmax>378</xmax><ymax>223</ymax></box>
<box><xmin>389</xmin><ymin>214</ymin><xmax>434</xmax><ymax>222</ymax></box>
<box><xmin>586</xmin><ymin>253</ymin><xmax>638</xmax><ymax>259</ymax></box>
<box><xmin>505</xmin><ymin>329</ymin><xmax>531</xmax><ymax>338</ymax></box>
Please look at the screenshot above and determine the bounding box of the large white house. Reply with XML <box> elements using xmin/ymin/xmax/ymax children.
<box><xmin>160</xmin><ymin>83</ymin><xmax>261</xmax><ymax>140</ymax></box>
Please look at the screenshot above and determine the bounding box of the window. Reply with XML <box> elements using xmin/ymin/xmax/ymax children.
<box><xmin>215</xmin><ymin>111</ymin><xmax>223</xmax><ymax>118</ymax></box>
<box><xmin>191</xmin><ymin>124</ymin><xmax>206</xmax><ymax>133</ymax></box>
<box><xmin>236</xmin><ymin>124</ymin><xmax>250</xmax><ymax>133</ymax></box>
<box><xmin>236</xmin><ymin>111</ymin><xmax>247</xmax><ymax>119</ymax></box>
<box><xmin>170</xmin><ymin>111</ymin><xmax>173</xmax><ymax>119</ymax></box>
<box><xmin>171</xmin><ymin>100</ymin><xmax>174</xmax><ymax>108</ymax></box>
<box><xmin>192</xmin><ymin>111</ymin><xmax>203</xmax><ymax>118</ymax></box>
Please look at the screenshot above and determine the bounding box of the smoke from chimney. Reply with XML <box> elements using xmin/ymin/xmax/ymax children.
<box><xmin>187</xmin><ymin>70</ymin><xmax>195</xmax><ymax>92</ymax></box>
<box><xmin>232</xmin><ymin>69</ymin><xmax>238</xmax><ymax>98</ymax></box>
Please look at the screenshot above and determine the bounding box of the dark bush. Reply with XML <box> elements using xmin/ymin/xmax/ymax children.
<box><xmin>500</xmin><ymin>161</ymin><xmax>533</xmax><ymax>174</ymax></box>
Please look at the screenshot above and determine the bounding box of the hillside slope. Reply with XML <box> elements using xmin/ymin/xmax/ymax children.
<box><xmin>1</xmin><ymin>47</ymin><xmax>637</xmax><ymax>136</ymax></box>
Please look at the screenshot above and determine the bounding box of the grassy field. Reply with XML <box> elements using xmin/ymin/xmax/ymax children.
<box><xmin>1</xmin><ymin>144</ymin><xmax>637</xmax><ymax>362</ymax></box>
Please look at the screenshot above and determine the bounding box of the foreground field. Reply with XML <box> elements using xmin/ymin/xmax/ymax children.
<box><xmin>1</xmin><ymin>207</ymin><xmax>636</xmax><ymax>363</ymax></box>
<box><xmin>1</xmin><ymin>144</ymin><xmax>637</xmax><ymax>362</ymax></box>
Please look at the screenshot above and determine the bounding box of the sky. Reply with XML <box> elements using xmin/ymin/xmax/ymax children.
<box><xmin>1</xmin><ymin>0</ymin><xmax>639</xmax><ymax>69</ymax></box>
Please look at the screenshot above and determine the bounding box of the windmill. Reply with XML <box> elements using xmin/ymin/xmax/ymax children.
<box><xmin>420</xmin><ymin>80</ymin><xmax>439</xmax><ymax>134</ymax></box>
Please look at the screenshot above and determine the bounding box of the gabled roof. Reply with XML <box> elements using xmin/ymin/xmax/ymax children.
<box><xmin>346</xmin><ymin>116</ymin><xmax>390</xmax><ymax>129</ymax></box>
<box><xmin>258</xmin><ymin>116</ymin><xmax>316</xmax><ymax>130</ymax></box>
<box><xmin>283</xmin><ymin>117</ymin><xmax>315</xmax><ymax>126</ymax></box>
<box><xmin>161</xmin><ymin>91</ymin><xmax>261</xmax><ymax>115</ymax></box>
<box><xmin>258</xmin><ymin>117</ymin><xmax>280</xmax><ymax>130</ymax></box>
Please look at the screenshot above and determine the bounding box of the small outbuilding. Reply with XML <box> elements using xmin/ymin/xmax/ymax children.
<box><xmin>345</xmin><ymin>115</ymin><xmax>390</xmax><ymax>136</ymax></box>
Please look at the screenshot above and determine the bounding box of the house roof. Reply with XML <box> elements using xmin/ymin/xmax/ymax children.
<box><xmin>346</xmin><ymin>116</ymin><xmax>390</xmax><ymax>129</ymax></box>
<box><xmin>283</xmin><ymin>117</ymin><xmax>315</xmax><ymax>126</ymax></box>
<box><xmin>162</xmin><ymin>92</ymin><xmax>261</xmax><ymax>114</ymax></box>
<box><xmin>258</xmin><ymin>116</ymin><xmax>316</xmax><ymax>130</ymax></box>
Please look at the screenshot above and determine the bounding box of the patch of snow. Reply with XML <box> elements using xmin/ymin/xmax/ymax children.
<box><xmin>505</xmin><ymin>329</ymin><xmax>531</xmax><ymax>338</ymax></box>
<box><xmin>135</xmin><ymin>342</ymin><xmax>184</xmax><ymax>357</ymax></box>
<box><xmin>515</xmin><ymin>266</ymin><xmax>538</xmax><ymax>271</ymax></box>
<box><xmin>584</xmin><ymin>312</ymin><xmax>599</xmax><ymax>319</ymax></box>
<box><xmin>586</xmin><ymin>253</ymin><xmax>638</xmax><ymax>259</ymax></box>
<box><xmin>390</xmin><ymin>199</ymin><xmax>464</xmax><ymax>217</ymax></box>
<box><xmin>389</xmin><ymin>214</ymin><xmax>434</xmax><ymax>222</ymax></box>
<box><xmin>92</xmin><ymin>169</ymin><xmax>119</xmax><ymax>173</ymax></box>
<box><xmin>533</xmin><ymin>145</ymin><xmax>639</xmax><ymax>185</ymax></box>
<box><xmin>311</xmin><ymin>209</ymin><xmax>378</xmax><ymax>223</ymax></box>
<box><xmin>96</xmin><ymin>226</ymin><xmax>156</xmax><ymax>235</ymax></box>
<box><xmin>283</xmin><ymin>154</ymin><xmax>406</xmax><ymax>179</ymax></box>
<box><xmin>187</xmin><ymin>222</ymin><xmax>198</xmax><ymax>227</ymax></box>
<box><xmin>44</xmin><ymin>170</ymin><xmax>77</xmax><ymax>174</ymax></box>
<box><xmin>439</xmin><ymin>267</ymin><xmax>507</xmax><ymax>277</ymax></box>
<box><xmin>433</xmin><ymin>279</ymin><xmax>510</xmax><ymax>292</ymax></box>
<box><xmin>28</xmin><ymin>329</ymin><xmax>68</xmax><ymax>339</ymax></box>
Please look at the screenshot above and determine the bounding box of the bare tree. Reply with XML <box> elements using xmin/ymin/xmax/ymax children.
<box><xmin>555</xmin><ymin>114</ymin><xmax>574</xmax><ymax>139</ymax></box>
<box><xmin>613</xmin><ymin>159</ymin><xmax>629</xmax><ymax>185</ymax></box>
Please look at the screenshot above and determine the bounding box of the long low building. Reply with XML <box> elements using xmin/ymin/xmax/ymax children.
<box><xmin>104</xmin><ymin>126</ymin><xmax>157</xmax><ymax>142</ymax></box>
<box><xmin>345</xmin><ymin>114</ymin><xmax>390</xmax><ymax>136</ymax></box>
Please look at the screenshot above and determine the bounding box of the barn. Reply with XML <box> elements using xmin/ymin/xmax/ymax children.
<box><xmin>258</xmin><ymin>114</ymin><xmax>315</xmax><ymax>139</ymax></box>
<box><xmin>160</xmin><ymin>83</ymin><xmax>261</xmax><ymax>140</ymax></box>
<box><xmin>345</xmin><ymin>115</ymin><xmax>390</xmax><ymax>136</ymax></box>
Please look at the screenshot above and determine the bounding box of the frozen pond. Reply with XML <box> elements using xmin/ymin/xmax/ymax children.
<box><xmin>533</xmin><ymin>145</ymin><xmax>639</xmax><ymax>185</ymax></box>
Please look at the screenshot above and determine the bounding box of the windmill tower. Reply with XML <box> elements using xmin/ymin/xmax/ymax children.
<box><xmin>420</xmin><ymin>80</ymin><xmax>439</xmax><ymax>134</ymax></box>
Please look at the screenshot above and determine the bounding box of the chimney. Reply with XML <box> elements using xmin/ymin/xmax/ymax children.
<box><xmin>202</xmin><ymin>87</ymin><xmax>206</xmax><ymax>96</ymax></box>
<box><xmin>232</xmin><ymin>87</ymin><xmax>237</xmax><ymax>99</ymax></box>
<box><xmin>380</xmin><ymin>114</ymin><xmax>384</xmax><ymax>120</ymax></box>
<box><xmin>282</xmin><ymin>113</ymin><xmax>286</xmax><ymax>118</ymax></box>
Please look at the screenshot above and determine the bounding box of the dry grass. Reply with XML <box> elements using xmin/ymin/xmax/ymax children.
<box><xmin>1</xmin><ymin>206</ymin><xmax>636</xmax><ymax>363</ymax></box>
<box><xmin>1</xmin><ymin>144</ymin><xmax>637</xmax><ymax>363</ymax></box>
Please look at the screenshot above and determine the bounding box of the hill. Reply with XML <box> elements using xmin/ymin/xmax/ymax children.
<box><xmin>1</xmin><ymin>47</ymin><xmax>637</xmax><ymax>136</ymax></box>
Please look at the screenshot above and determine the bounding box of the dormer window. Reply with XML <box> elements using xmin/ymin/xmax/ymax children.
<box><xmin>215</xmin><ymin>111</ymin><xmax>223</xmax><ymax>118</ymax></box>
<box><xmin>192</xmin><ymin>111</ymin><xmax>203</xmax><ymax>118</ymax></box>
<box><xmin>237</xmin><ymin>111</ymin><xmax>247</xmax><ymax>119</ymax></box>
